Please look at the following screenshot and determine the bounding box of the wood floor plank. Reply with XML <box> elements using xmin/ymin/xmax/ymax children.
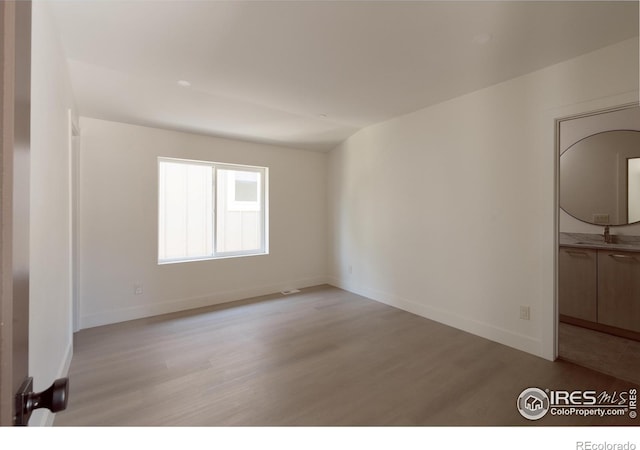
<box><xmin>54</xmin><ymin>285</ymin><xmax>639</xmax><ymax>426</ymax></box>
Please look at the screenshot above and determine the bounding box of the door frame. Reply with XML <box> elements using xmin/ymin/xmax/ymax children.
<box><xmin>69</xmin><ymin>111</ymin><xmax>80</xmax><ymax>332</ymax></box>
<box><xmin>554</xmin><ymin>101</ymin><xmax>640</xmax><ymax>362</ymax></box>
<box><xmin>0</xmin><ymin>0</ymin><xmax>17</xmax><ymax>426</ymax></box>
<box><xmin>0</xmin><ymin>0</ymin><xmax>32</xmax><ymax>426</ymax></box>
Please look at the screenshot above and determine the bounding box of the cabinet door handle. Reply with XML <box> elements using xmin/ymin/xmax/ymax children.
<box><xmin>608</xmin><ymin>254</ymin><xmax>637</xmax><ymax>260</ymax></box>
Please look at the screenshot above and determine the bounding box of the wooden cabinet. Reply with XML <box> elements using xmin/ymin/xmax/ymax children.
<box><xmin>558</xmin><ymin>247</ymin><xmax>597</xmax><ymax>322</ymax></box>
<box><xmin>597</xmin><ymin>250</ymin><xmax>640</xmax><ymax>333</ymax></box>
<box><xmin>560</xmin><ymin>246</ymin><xmax>640</xmax><ymax>336</ymax></box>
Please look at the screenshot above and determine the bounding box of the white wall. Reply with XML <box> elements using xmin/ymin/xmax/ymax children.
<box><xmin>29</xmin><ymin>2</ymin><xmax>77</xmax><ymax>426</ymax></box>
<box><xmin>328</xmin><ymin>37</ymin><xmax>639</xmax><ymax>361</ymax></box>
<box><xmin>78</xmin><ymin>118</ymin><xmax>327</xmax><ymax>328</ymax></box>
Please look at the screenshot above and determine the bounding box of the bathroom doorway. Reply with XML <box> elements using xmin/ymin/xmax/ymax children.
<box><xmin>557</xmin><ymin>103</ymin><xmax>640</xmax><ymax>385</ymax></box>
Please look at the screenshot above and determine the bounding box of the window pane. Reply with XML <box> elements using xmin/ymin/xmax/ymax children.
<box><xmin>159</xmin><ymin>161</ymin><xmax>213</xmax><ymax>261</ymax></box>
<box><xmin>216</xmin><ymin>168</ymin><xmax>262</xmax><ymax>253</ymax></box>
<box><xmin>235</xmin><ymin>180</ymin><xmax>258</xmax><ymax>202</ymax></box>
<box><xmin>235</xmin><ymin>171</ymin><xmax>259</xmax><ymax>202</ymax></box>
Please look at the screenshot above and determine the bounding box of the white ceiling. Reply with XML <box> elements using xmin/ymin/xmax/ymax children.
<box><xmin>48</xmin><ymin>1</ymin><xmax>639</xmax><ymax>151</ymax></box>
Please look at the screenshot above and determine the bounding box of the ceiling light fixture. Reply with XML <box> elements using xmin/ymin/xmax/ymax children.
<box><xmin>177</xmin><ymin>80</ymin><xmax>191</xmax><ymax>87</ymax></box>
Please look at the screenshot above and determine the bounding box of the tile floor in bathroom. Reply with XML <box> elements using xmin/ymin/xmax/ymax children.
<box><xmin>559</xmin><ymin>322</ymin><xmax>640</xmax><ymax>386</ymax></box>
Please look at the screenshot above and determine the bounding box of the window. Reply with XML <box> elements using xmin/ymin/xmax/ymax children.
<box><xmin>158</xmin><ymin>158</ymin><xmax>268</xmax><ymax>263</ymax></box>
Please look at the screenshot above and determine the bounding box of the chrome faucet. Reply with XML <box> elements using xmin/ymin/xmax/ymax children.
<box><xmin>603</xmin><ymin>225</ymin><xmax>613</xmax><ymax>244</ymax></box>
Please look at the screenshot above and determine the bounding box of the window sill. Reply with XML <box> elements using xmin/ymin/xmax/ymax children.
<box><xmin>158</xmin><ymin>251</ymin><xmax>269</xmax><ymax>265</ymax></box>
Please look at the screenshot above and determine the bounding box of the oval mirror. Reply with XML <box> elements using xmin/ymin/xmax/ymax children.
<box><xmin>560</xmin><ymin>130</ymin><xmax>640</xmax><ymax>226</ymax></box>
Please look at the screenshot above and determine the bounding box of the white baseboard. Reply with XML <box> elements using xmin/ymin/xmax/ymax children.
<box><xmin>31</xmin><ymin>337</ymin><xmax>73</xmax><ymax>427</ymax></box>
<box><xmin>80</xmin><ymin>276</ymin><xmax>327</xmax><ymax>329</ymax></box>
<box><xmin>328</xmin><ymin>276</ymin><xmax>543</xmax><ymax>358</ymax></box>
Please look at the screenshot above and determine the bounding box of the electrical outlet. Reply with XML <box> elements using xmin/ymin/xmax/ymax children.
<box><xmin>520</xmin><ymin>306</ymin><xmax>530</xmax><ymax>321</ymax></box>
<box><xmin>348</xmin><ymin>265</ymin><xmax>353</xmax><ymax>275</ymax></box>
<box><xmin>281</xmin><ymin>289</ymin><xmax>301</xmax><ymax>295</ymax></box>
<box><xmin>134</xmin><ymin>283</ymin><xmax>143</xmax><ymax>295</ymax></box>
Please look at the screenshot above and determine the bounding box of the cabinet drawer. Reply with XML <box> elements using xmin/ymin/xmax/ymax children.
<box><xmin>558</xmin><ymin>247</ymin><xmax>597</xmax><ymax>322</ymax></box>
<box><xmin>598</xmin><ymin>250</ymin><xmax>640</xmax><ymax>332</ymax></box>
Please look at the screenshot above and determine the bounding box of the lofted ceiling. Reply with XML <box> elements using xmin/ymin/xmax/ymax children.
<box><xmin>48</xmin><ymin>1</ymin><xmax>639</xmax><ymax>151</ymax></box>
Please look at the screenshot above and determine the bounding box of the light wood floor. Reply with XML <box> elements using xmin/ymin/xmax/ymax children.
<box><xmin>55</xmin><ymin>285</ymin><xmax>638</xmax><ymax>426</ymax></box>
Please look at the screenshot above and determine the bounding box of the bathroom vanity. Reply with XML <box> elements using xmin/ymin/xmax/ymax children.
<box><xmin>559</xmin><ymin>232</ymin><xmax>640</xmax><ymax>339</ymax></box>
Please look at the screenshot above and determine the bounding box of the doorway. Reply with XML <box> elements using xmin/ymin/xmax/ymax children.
<box><xmin>557</xmin><ymin>103</ymin><xmax>640</xmax><ymax>385</ymax></box>
<box><xmin>69</xmin><ymin>111</ymin><xmax>80</xmax><ymax>332</ymax></box>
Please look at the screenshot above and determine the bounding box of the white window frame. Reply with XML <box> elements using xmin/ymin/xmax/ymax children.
<box><xmin>158</xmin><ymin>157</ymin><xmax>268</xmax><ymax>264</ymax></box>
